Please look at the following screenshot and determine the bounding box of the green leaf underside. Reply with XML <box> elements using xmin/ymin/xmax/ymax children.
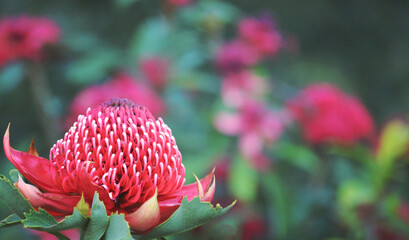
<box><xmin>84</xmin><ymin>193</ymin><xmax>109</xmax><ymax>240</ymax></box>
<box><xmin>0</xmin><ymin>213</ymin><xmax>22</xmax><ymax>227</ymax></box>
<box><xmin>140</xmin><ymin>197</ymin><xmax>236</xmax><ymax>239</ymax></box>
<box><xmin>0</xmin><ymin>174</ymin><xmax>34</xmax><ymax>218</ymax></box>
<box><xmin>103</xmin><ymin>213</ymin><xmax>133</xmax><ymax>240</ymax></box>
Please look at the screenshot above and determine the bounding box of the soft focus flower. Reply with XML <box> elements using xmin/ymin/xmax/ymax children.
<box><xmin>139</xmin><ymin>57</ymin><xmax>170</xmax><ymax>89</ymax></box>
<box><xmin>221</xmin><ymin>71</ymin><xmax>268</xmax><ymax>108</ymax></box>
<box><xmin>30</xmin><ymin>229</ymin><xmax>80</xmax><ymax>240</ymax></box>
<box><xmin>67</xmin><ymin>73</ymin><xmax>166</xmax><ymax>128</ymax></box>
<box><xmin>238</xmin><ymin>17</ymin><xmax>282</xmax><ymax>56</ymax></box>
<box><xmin>167</xmin><ymin>0</ymin><xmax>192</xmax><ymax>7</ymax></box>
<box><xmin>287</xmin><ymin>83</ymin><xmax>374</xmax><ymax>145</ymax></box>
<box><xmin>214</xmin><ymin>100</ymin><xmax>284</xmax><ymax>169</ymax></box>
<box><xmin>215</xmin><ymin>40</ymin><xmax>259</xmax><ymax>74</ymax></box>
<box><xmin>0</xmin><ymin>16</ymin><xmax>60</xmax><ymax>67</ymax></box>
<box><xmin>241</xmin><ymin>216</ymin><xmax>268</xmax><ymax>240</ymax></box>
<box><xmin>4</xmin><ymin>98</ymin><xmax>215</xmax><ymax>233</ymax></box>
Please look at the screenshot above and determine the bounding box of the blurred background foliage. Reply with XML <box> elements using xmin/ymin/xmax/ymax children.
<box><xmin>1</xmin><ymin>0</ymin><xmax>409</xmax><ymax>239</ymax></box>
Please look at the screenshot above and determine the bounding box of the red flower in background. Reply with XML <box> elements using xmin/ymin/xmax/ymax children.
<box><xmin>287</xmin><ymin>83</ymin><xmax>374</xmax><ymax>145</ymax></box>
<box><xmin>0</xmin><ymin>16</ymin><xmax>60</xmax><ymax>67</ymax></box>
<box><xmin>67</xmin><ymin>73</ymin><xmax>165</xmax><ymax>128</ymax></box>
<box><xmin>221</xmin><ymin>70</ymin><xmax>268</xmax><ymax>108</ymax></box>
<box><xmin>4</xmin><ymin>98</ymin><xmax>215</xmax><ymax>233</ymax></box>
<box><xmin>238</xmin><ymin>17</ymin><xmax>282</xmax><ymax>57</ymax></box>
<box><xmin>30</xmin><ymin>229</ymin><xmax>80</xmax><ymax>240</ymax></box>
<box><xmin>167</xmin><ymin>0</ymin><xmax>192</xmax><ymax>7</ymax></box>
<box><xmin>139</xmin><ymin>57</ymin><xmax>170</xmax><ymax>89</ymax></box>
<box><xmin>215</xmin><ymin>40</ymin><xmax>259</xmax><ymax>74</ymax></box>
<box><xmin>214</xmin><ymin>100</ymin><xmax>284</xmax><ymax>170</ymax></box>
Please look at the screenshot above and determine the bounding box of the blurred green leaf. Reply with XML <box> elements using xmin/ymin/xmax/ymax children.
<box><xmin>274</xmin><ymin>141</ymin><xmax>320</xmax><ymax>175</ymax></box>
<box><xmin>103</xmin><ymin>213</ymin><xmax>132</xmax><ymax>240</ymax></box>
<box><xmin>376</xmin><ymin>119</ymin><xmax>409</xmax><ymax>164</ymax></box>
<box><xmin>0</xmin><ymin>175</ymin><xmax>34</xmax><ymax>219</ymax></box>
<box><xmin>228</xmin><ymin>155</ymin><xmax>258</xmax><ymax>202</ymax></box>
<box><xmin>140</xmin><ymin>197</ymin><xmax>235</xmax><ymax>239</ymax></box>
<box><xmin>67</xmin><ymin>48</ymin><xmax>120</xmax><ymax>85</ymax></box>
<box><xmin>0</xmin><ymin>63</ymin><xmax>24</xmax><ymax>93</ymax></box>
<box><xmin>115</xmin><ymin>0</ymin><xmax>139</xmax><ymax>8</ymax></box>
<box><xmin>83</xmin><ymin>193</ymin><xmax>109</xmax><ymax>240</ymax></box>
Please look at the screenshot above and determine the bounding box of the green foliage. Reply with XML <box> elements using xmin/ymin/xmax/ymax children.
<box><xmin>140</xmin><ymin>197</ymin><xmax>236</xmax><ymax>239</ymax></box>
<box><xmin>0</xmin><ymin>175</ymin><xmax>34</xmax><ymax>218</ymax></box>
<box><xmin>83</xmin><ymin>193</ymin><xmax>109</xmax><ymax>240</ymax></box>
<box><xmin>103</xmin><ymin>213</ymin><xmax>133</xmax><ymax>240</ymax></box>
<box><xmin>0</xmin><ymin>63</ymin><xmax>24</xmax><ymax>93</ymax></box>
<box><xmin>228</xmin><ymin>155</ymin><xmax>258</xmax><ymax>202</ymax></box>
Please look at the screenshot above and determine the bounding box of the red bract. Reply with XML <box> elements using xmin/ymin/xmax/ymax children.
<box><xmin>67</xmin><ymin>73</ymin><xmax>165</xmax><ymax>128</ymax></box>
<box><xmin>0</xmin><ymin>16</ymin><xmax>60</xmax><ymax>67</ymax></box>
<box><xmin>238</xmin><ymin>17</ymin><xmax>282</xmax><ymax>57</ymax></box>
<box><xmin>4</xmin><ymin>98</ymin><xmax>215</xmax><ymax>233</ymax></box>
<box><xmin>139</xmin><ymin>57</ymin><xmax>170</xmax><ymax>89</ymax></box>
<box><xmin>287</xmin><ymin>83</ymin><xmax>374</xmax><ymax>145</ymax></box>
<box><xmin>215</xmin><ymin>40</ymin><xmax>259</xmax><ymax>74</ymax></box>
<box><xmin>221</xmin><ymin>71</ymin><xmax>268</xmax><ymax>108</ymax></box>
<box><xmin>214</xmin><ymin>100</ymin><xmax>283</xmax><ymax>170</ymax></box>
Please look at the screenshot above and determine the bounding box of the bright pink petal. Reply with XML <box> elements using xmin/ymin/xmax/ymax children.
<box><xmin>214</xmin><ymin>112</ymin><xmax>242</xmax><ymax>136</ymax></box>
<box><xmin>15</xmin><ymin>177</ymin><xmax>80</xmax><ymax>216</ymax></box>
<box><xmin>3</xmin><ymin>125</ymin><xmax>60</xmax><ymax>193</ymax></box>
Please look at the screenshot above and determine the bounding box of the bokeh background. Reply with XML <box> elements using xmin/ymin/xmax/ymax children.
<box><xmin>1</xmin><ymin>0</ymin><xmax>409</xmax><ymax>239</ymax></box>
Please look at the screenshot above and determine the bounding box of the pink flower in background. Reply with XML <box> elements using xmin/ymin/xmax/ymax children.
<box><xmin>167</xmin><ymin>0</ymin><xmax>192</xmax><ymax>7</ymax></box>
<box><xmin>4</xmin><ymin>98</ymin><xmax>215</xmax><ymax>233</ymax></box>
<box><xmin>214</xmin><ymin>100</ymin><xmax>284</xmax><ymax>170</ymax></box>
<box><xmin>215</xmin><ymin>40</ymin><xmax>259</xmax><ymax>74</ymax></box>
<box><xmin>238</xmin><ymin>17</ymin><xmax>282</xmax><ymax>56</ymax></box>
<box><xmin>139</xmin><ymin>57</ymin><xmax>170</xmax><ymax>89</ymax></box>
<box><xmin>67</xmin><ymin>73</ymin><xmax>166</xmax><ymax>128</ymax></box>
<box><xmin>241</xmin><ymin>216</ymin><xmax>268</xmax><ymax>240</ymax></box>
<box><xmin>0</xmin><ymin>16</ymin><xmax>60</xmax><ymax>66</ymax></box>
<box><xmin>221</xmin><ymin>71</ymin><xmax>268</xmax><ymax>108</ymax></box>
<box><xmin>30</xmin><ymin>229</ymin><xmax>80</xmax><ymax>240</ymax></box>
<box><xmin>287</xmin><ymin>83</ymin><xmax>374</xmax><ymax>145</ymax></box>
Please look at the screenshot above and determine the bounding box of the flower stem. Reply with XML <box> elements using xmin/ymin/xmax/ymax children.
<box><xmin>26</xmin><ymin>62</ymin><xmax>61</xmax><ymax>146</ymax></box>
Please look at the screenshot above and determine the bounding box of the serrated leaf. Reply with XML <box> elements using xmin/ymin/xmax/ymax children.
<box><xmin>83</xmin><ymin>192</ymin><xmax>109</xmax><ymax>240</ymax></box>
<box><xmin>0</xmin><ymin>174</ymin><xmax>34</xmax><ymax>218</ymax></box>
<box><xmin>103</xmin><ymin>213</ymin><xmax>133</xmax><ymax>240</ymax></box>
<box><xmin>46</xmin><ymin>209</ymin><xmax>89</xmax><ymax>232</ymax></box>
<box><xmin>140</xmin><ymin>197</ymin><xmax>235</xmax><ymax>239</ymax></box>
<box><xmin>23</xmin><ymin>208</ymin><xmax>59</xmax><ymax>228</ymax></box>
<box><xmin>228</xmin><ymin>155</ymin><xmax>258</xmax><ymax>202</ymax></box>
<box><xmin>0</xmin><ymin>214</ymin><xmax>22</xmax><ymax>227</ymax></box>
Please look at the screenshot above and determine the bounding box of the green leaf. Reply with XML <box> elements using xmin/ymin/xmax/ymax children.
<box><xmin>9</xmin><ymin>169</ymin><xmax>20</xmax><ymax>183</ymax></box>
<box><xmin>46</xmin><ymin>209</ymin><xmax>89</xmax><ymax>232</ymax></box>
<box><xmin>0</xmin><ymin>214</ymin><xmax>22</xmax><ymax>227</ymax></box>
<box><xmin>376</xmin><ymin>119</ymin><xmax>409</xmax><ymax>164</ymax></box>
<box><xmin>103</xmin><ymin>213</ymin><xmax>132</xmax><ymax>240</ymax></box>
<box><xmin>140</xmin><ymin>197</ymin><xmax>235</xmax><ymax>239</ymax></box>
<box><xmin>0</xmin><ymin>63</ymin><xmax>24</xmax><ymax>93</ymax></box>
<box><xmin>23</xmin><ymin>208</ymin><xmax>58</xmax><ymax>228</ymax></box>
<box><xmin>228</xmin><ymin>155</ymin><xmax>258</xmax><ymax>202</ymax></box>
<box><xmin>0</xmin><ymin>175</ymin><xmax>34</xmax><ymax>218</ymax></box>
<box><xmin>83</xmin><ymin>192</ymin><xmax>109</xmax><ymax>240</ymax></box>
<box><xmin>273</xmin><ymin>141</ymin><xmax>320</xmax><ymax>175</ymax></box>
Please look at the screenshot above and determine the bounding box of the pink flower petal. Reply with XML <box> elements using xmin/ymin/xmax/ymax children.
<box><xmin>125</xmin><ymin>189</ymin><xmax>160</xmax><ymax>233</ymax></box>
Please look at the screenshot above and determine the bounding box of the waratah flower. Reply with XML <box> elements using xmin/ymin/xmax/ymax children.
<box><xmin>66</xmin><ymin>73</ymin><xmax>166</xmax><ymax>129</ymax></box>
<box><xmin>215</xmin><ymin>40</ymin><xmax>259</xmax><ymax>74</ymax></box>
<box><xmin>4</xmin><ymin>98</ymin><xmax>215</xmax><ymax>233</ymax></box>
<box><xmin>221</xmin><ymin>70</ymin><xmax>268</xmax><ymax>108</ymax></box>
<box><xmin>214</xmin><ymin>100</ymin><xmax>284</xmax><ymax>169</ymax></box>
<box><xmin>238</xmin><ymin>17</ymin><xmax>282</xmax><ymax>56</ymax></box>
<box><xmin>0</xmin><ymin>16</ymin><xmax>60</xmax><ymax>67</ymax></box>
<box><xmin>139</xmin><ymin>57</ymin><xmax>170</xmax><ymax>89</ymax></box>
<box><xmin>287</xmin><ymin>83</ymin><xmax>374</xmax><ymax>144</ymax></box>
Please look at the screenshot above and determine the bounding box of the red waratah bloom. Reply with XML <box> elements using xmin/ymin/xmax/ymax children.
<box><xmin>221</xmin><ymin>71</ymin><xmax>268</xmax><ymax>108</ymax></box>
<box><xmin>238</xmin><ymin>17</ymin><xmax>282</xmax><ymax>56</ymax></box>
<box><xmin>139</xmin><ymin>57</ymin><xmax>170</xmax><ymax>89</ymax></box>
<box><xmin>4</xmin><ymin>98</ymin><xmax>215</xmax><ymax>233</ymax></box>
<box><xmin>0</xmin><ymin>16</ymin><xmax>60</xmax><ymax>67</ymax></box>
<box><xmin>215</xmin><ymin>40</ymin><xmax>259</xmax><ymax>74</ymax></box>
<box><xmin>67</xmin><ymin>73</ymin><xmax>166</xmax><ymax>128</ymax></box>
<box><xmin>214</xmin><ymin>100</ymin><xmax>284</xmax><ymax>169</ymax></box>
<box><xmin>287</xmin><ymin>83</ymin><xmax>374</xmax><ymax>145</ymax></box>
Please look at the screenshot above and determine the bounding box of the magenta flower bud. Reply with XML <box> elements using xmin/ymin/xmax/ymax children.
<box><xmin>4</xmin><ymin>98</ymin><xmax>215</xmax><ymax>233</ymax></box>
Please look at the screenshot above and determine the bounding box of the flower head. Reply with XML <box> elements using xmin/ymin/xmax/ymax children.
<box><xmin>4</xmin><ymin>98</ymin><xmax>215</xmax><ymax>233</ymax></box>
<box><xmin>0</xmin><ymin>16</ymin><xmax>60</xmax><ymax>67</ymax></box>
<box><xmin>238</xmin><ymin>17</ymin><xmax>282</xmax><ymax>56</ymax></box>
<box><xmin>139</xmin><ymin>57</ymin><xmax>170</xmax><ymax>89</ymax></box>
<box><xmin>67</xmin><ymin>73</ymin><xmax>166</xmax><ymax>128</ymax></box>
<box><xmin>287</xmin><ymin>83</ymin><xmax>374</xmax><ymax>144</ymax></box>
<box><xmin>215</xmin><ymin>40</ymin><xmax>259</xmax><ymax>74</ymax></box>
